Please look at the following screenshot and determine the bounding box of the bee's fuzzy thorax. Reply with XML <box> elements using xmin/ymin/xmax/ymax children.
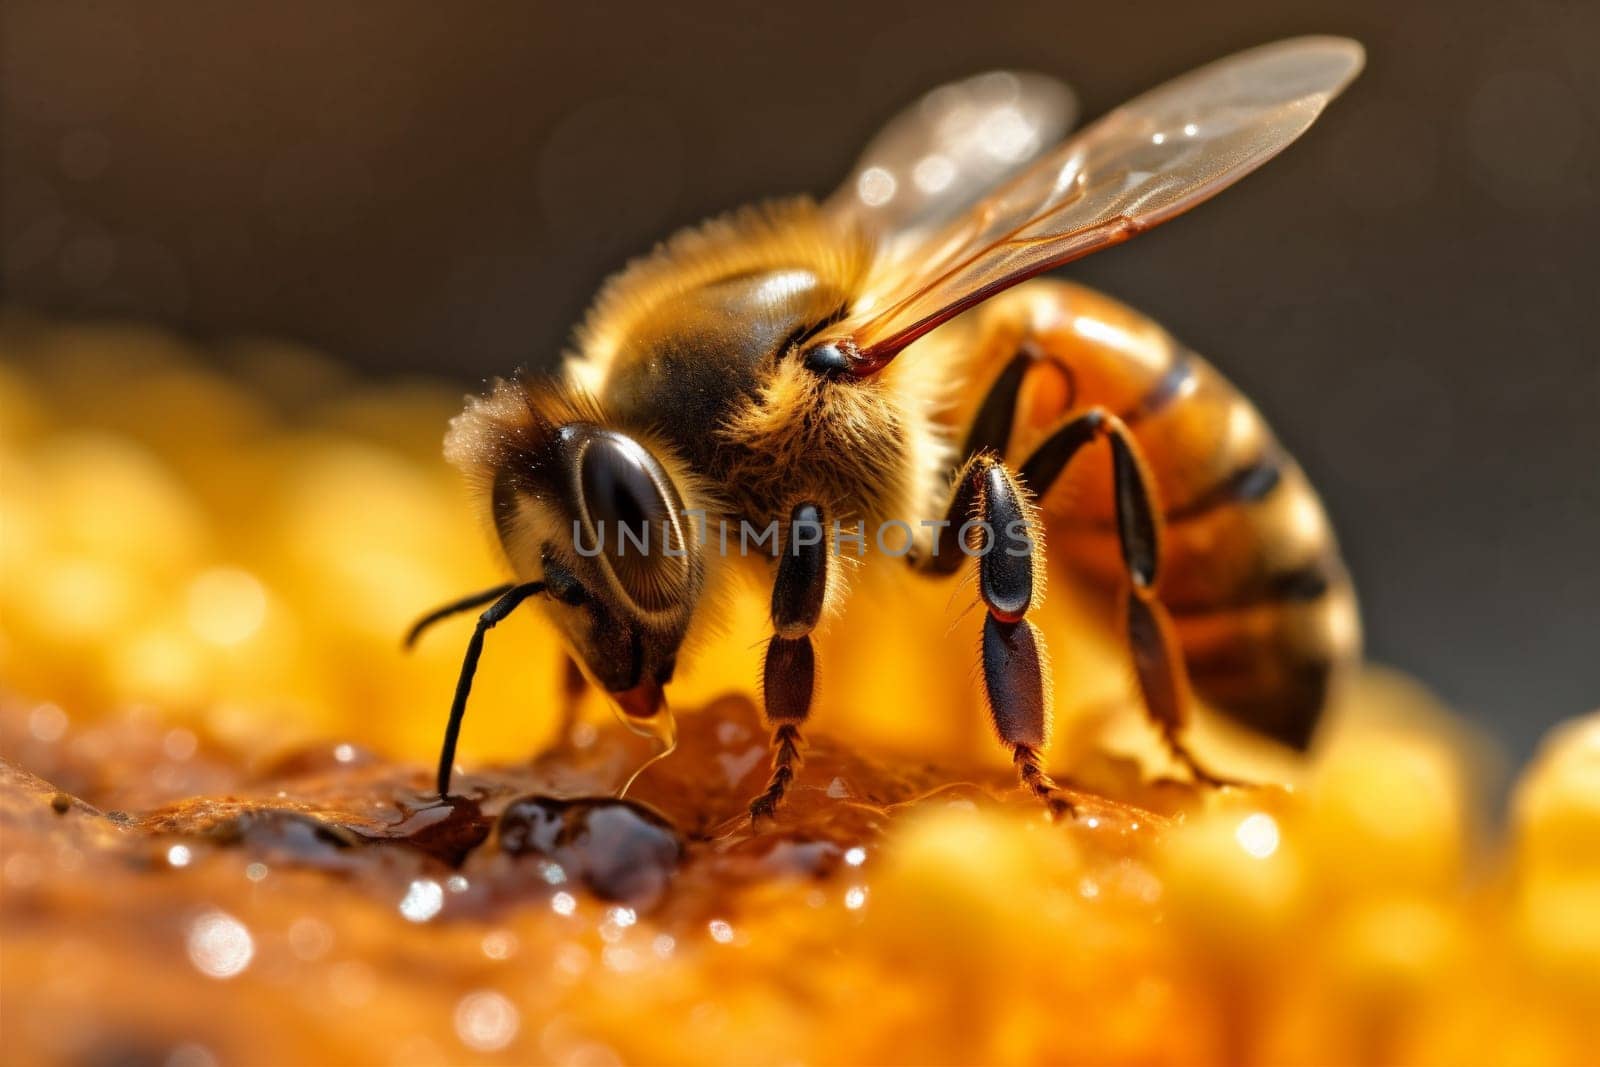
<box><xmin>567</xmin><ymin>198</ymin><xmax>874</xmax><ymax>391</ymax></box>
<box><xmin>713</xmin><ymin>351</ymin><xmax>952</xmax><ymax>531</ymax></box>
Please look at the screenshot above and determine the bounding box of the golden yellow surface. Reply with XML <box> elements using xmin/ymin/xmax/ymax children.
<box><xmin>2</xmin><ymin>311</ymin><xmax>1598</xmax><ymax>1066</ymax></box>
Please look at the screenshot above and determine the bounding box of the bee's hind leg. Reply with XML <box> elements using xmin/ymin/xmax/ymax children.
<box><xmin>1012</xmin><ymin>407</ymin><xmax>1248</xmax><ymax>791</ymax></box>
<box><xmin>1126</xmin><ymin>579</ymin><xmax>1250</xmax><ymax>789</ymax></box>
<box><xmin>748</xmin><ymin>503</ymin><xmax>828</xmax><ymax>824</ymax></box>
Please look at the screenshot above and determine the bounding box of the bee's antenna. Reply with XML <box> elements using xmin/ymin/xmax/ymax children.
<box><xmin>436</xmin><ymin>581</ymin><xmax>546</xmax><ymax>798</ymax></box>
<box><xmin>403</xmin><ymin>583</ymin><xmax>516</xmax><ymax>650</ymax></box>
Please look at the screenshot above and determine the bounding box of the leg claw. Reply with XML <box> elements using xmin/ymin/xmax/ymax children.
<box><xmin>1177</xmin><ymin>751</ymin><xmax>1253</xmax><ymax>791</ymax></box>
<box><xmin>748</xmin><ymin>795</ymin><xmax>779</xmax><ymax>825</ymax></box>
<box><xmin>1162</xmin><ymin>729</ymin><xmax>1255</xmax><ymax>790</ymax></box>
<box><xmin>1043</xmin><ymin>794</ymin><xmax>1077</xmax><ymax>820</ymax></box>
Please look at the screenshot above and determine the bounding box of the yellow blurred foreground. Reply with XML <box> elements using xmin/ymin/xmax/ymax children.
<box><xmin>2</xmin><ymin>311</ymin><xmax>1598</xmax><ymax>1066</ymax></box>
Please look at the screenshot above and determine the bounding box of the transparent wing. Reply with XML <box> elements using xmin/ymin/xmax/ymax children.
<box><xmin>836</xmin><ymin>37</ymin><xmax>1364</xmax><ymax>365</ymax></box>
<box><xmin>826</xmin><ymin>70</ymin><xmax>1078</xmax><ymax>249</ymax></box>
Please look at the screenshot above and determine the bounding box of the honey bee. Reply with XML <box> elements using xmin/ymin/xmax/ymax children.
<box><xmin>410</xmin><ymin>37</ymin><xmax>1365</xmax><ymax>818</ymax></box>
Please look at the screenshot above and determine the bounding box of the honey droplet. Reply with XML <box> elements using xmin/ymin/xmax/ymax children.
<box><xmin>496</xmin><ymin>795</ymin><xmax>681</xmax><ymax>907</ymax></box>
<box><xmin>390</xmin><ymin>795</ymin><xmax>491</xmax><ymax>867</ymax></box>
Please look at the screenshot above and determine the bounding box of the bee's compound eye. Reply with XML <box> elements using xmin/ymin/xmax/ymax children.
<box><xmin>577</xmin><ymin>434</ymin><xmax>686</xmax><ymax>612</ymax></box>
<box><xmin>580</xmin><ymin>436</ymin><xmax>666</xmax><ymax>537</ymax></box>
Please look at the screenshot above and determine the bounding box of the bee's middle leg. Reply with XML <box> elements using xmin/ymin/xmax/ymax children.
<box><xmin>748</xmin><ymin>503</ymin><xmax>828</xmax><ymax>823</ymax></box>
<box><xmin>917</xmin><ymin>448</ymin><xmax>1075</xmax><ymax>818</ymax></box>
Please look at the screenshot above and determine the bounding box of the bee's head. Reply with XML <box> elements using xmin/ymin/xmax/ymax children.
<box><xmin>446</xmin><ymin>380</ymin><xmax>703</xmax><ymax>722</ymax></box>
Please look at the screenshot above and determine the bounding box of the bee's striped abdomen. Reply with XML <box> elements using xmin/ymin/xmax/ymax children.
<box><xmin>950</xmin><ymin>280</ymin><xmax>1360</xmax><ymax>749</ymax></box>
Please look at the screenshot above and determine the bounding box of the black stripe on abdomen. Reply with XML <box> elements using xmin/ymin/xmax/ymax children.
<box><xmin>1169</xmin><ymin>556</ymin><xmax>1338</xmax><ymax>618</ymax></box>
<box><xmin>1120</xmin><ymin>350</ymin><xmax>1195</xmax><ymax>425</ymax></box>
<box><xmin>1187</xmin><ymin>655</ymin><xmax>1337</xmax><ymax>751</ymax></box>
<box><xmin>1167</xmin><ymin>454</ymin><xmax>1283</xmax><ymax>522</ymax></box>
<box><xmin>1044</xmin><ymin>451</ymin><xmax>1288</xmax><ymax>535</ymax></box>
<box><xmin>1265</xmin><ymin>563</ymin><xmax>1332</xmax><ymax>604</ymax></box>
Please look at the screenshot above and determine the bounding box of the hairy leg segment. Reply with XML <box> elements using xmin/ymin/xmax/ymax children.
<box><xmin>749</xmin><ymin>502</ymin><xmax>828</xmax><ymax>822</ymax></box>
<box><xmin>917</xmin><ymin>443</ymin><xmax>1076</xmax><ymax>817</ymax></box>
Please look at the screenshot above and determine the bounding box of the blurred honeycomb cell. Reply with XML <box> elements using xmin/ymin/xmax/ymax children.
<box><xmin>1514</xmin><ymin>711</ymin><xmax>1600</xmax><ymax>879</ymax></box>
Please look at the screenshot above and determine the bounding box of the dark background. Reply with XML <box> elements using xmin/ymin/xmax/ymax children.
<box><xmin>4</xmin><ymin>1</ymin><xmax>1597</xmax><ymax>765</ymax></box>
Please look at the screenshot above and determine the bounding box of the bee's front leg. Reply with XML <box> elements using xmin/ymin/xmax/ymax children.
<box><xmin>918</xmin><ymin>452</ymin><xmax>1075</xmax><ymax>818</ymax></box>
<box><xmin>748</xmin><ymin>502</ymin><xmax>828</xmax><ymax>823</ymax></box>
